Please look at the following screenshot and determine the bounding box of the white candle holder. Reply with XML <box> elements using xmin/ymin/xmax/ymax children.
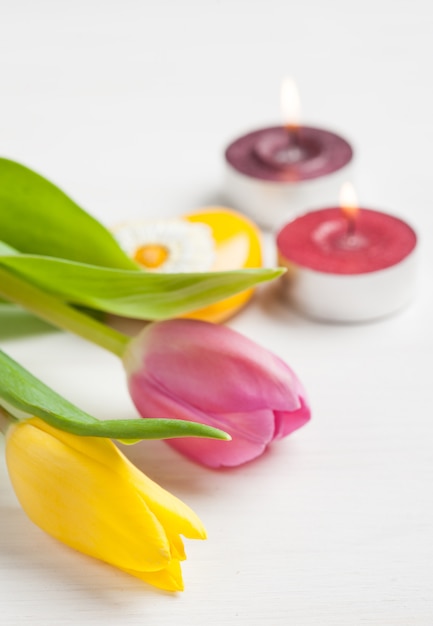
<box><xmin>225</xmin><ymin>126</ymin><xmax>354</xmax><ymax>231</ymax></box>
<box><xmin>278</xmin><ymin>253</ymin><xmax>417</xmax><ymax>323</ymax></box>
<box><xmin>276</xmin><ymin>208</ymin><xmax>418</xmax><ymax>323</ymax></box>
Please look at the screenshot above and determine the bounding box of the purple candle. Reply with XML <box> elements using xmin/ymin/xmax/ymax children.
<box><xmin>224</xmin><ymin>78</ymin><xmax>354</xmax><ymax>230</ymax></box>
<box><xmin>226</xmin><ymin>126</ymin><xmax>353</xmax><ymax>183</ymax></box>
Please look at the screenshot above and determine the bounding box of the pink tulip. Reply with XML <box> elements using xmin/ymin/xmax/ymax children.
<box><xmin>123</xmin><ymin>319</ymin><xmax>310</xmax><ymax>468</ymax></box>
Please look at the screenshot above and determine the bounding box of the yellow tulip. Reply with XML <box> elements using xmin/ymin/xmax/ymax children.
<box><xmin>5</xmin><ymin>417</ymin><xmax>206</xmax><ymax>591</ymax></box>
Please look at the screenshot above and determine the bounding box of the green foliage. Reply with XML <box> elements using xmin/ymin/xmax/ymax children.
<box><xmin>0</xmin><ymin>158</ymin><xmax>136</xmax><ymax>269</ymax></box>
<box><xmin>0</xmin><ymin>247</ymin><xmax>282</xmax><ymax>319</ymax></box>
<box><xmin>0</xmin><ymin>349</ymin><xmax>229</xmax><ymax>441</ymax></box>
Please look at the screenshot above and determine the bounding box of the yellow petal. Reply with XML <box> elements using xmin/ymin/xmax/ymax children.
<box><xmin>126</xmin><ymin>459</ymin><xmax>207</xmax><ymax>542</ymax></box>
<box><xmin>6</xmin><ymin>419</ymin><xmax>171</xmax><ymax>572</ymax></box>
<box><xmin>168</xmin><ymin>533</ymin><xmax>187</xmax><ymax>561</ymax></box>
<box><xmin>182</xmin><ymin>207</ymin><xmax>263</xmax><ymax>323</ymax></box>
<box><xmin>123</xmin><ymin>558</ymin><xmax>184</xmax><ymax>592</ymax></box>
<box><xmin>26</xmin><ymin>416</ymin><xmax>130</xmax><ymax>471</ymax></box>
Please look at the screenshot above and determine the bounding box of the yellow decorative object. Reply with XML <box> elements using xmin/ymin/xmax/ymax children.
<box><xmin>183</xmin><ymin>207</ymin><xmax>263</xmax><ymax>323</ymax></box>
<box><xmin>113</xmin><ymin>208</ymin><xmax>263</xmax><ymax>323</ymax></box>
<box><xmin>6</xmin><ymin>418</ymin><xmax>206</xmax><ymax>591</ymax></box>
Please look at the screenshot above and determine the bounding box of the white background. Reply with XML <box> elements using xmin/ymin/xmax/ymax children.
<box><xmin>1</xmin><ymin>0</ymin><xmax>432</xmax><ymax>624</ymax></box>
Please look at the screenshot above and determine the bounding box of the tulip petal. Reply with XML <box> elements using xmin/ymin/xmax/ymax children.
<box><xmin>167</xmin><ymin>409</ymin><xmax>274</xmax><ymax>468</ymax></box>
<box><xmin>128</xmin><ymin>372</ymin><xmax>210</xmax><ymax>424</ymax></box>
<box><xmin>126</xmin><ymin>319</ymin><xmax>303</xmax><ymax>414</ymax></box>
<box><xmin>128</xmin><ymin>373</ymin><xmax>276</xmax><ymax>467</ymax></box>
<box><xmin>6</xmin><ymin>420</ymin><xmax>172</xmax><ymax>572</ymax></box>
<box><xmin>167</xmin><ymin>534</ymin><xmax>186</xmax><ymax>561</ymax></box>
<box><xmin>124</xmin><ymin>558</ymin><xmax>184</xmax><ymax>592</ymax></box>
<box><xmin>273</xmin><ymin>396</ymin><xmax>311</xmax><ymax>439</ymax></box>
<box><xmin>125</xmin><ymin>457</ymin><xmax>207</xmax><ymax>541</ymax></box>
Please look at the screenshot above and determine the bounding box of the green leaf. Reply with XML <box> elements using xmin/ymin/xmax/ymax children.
<box><xmin>0</xmin><ymin>249</ymin><xmax>284</xmax><ymax>320</ymax></box>
<box><xmin>0</xmin><ymin>349</ymin><xmax>229</xmax><ymax>441</ymax></box>
<box><xmin>0</xmin><ymin>158</ymin><xmax>136</xmax><ymax>269</ymax></box>
<box><xmin>0</xmin><ymin>159</ymin><xmax>284</xmax><ymax>319</ymax></box>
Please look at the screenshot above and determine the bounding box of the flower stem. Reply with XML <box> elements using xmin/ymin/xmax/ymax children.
<box><xmin>0</xmin><ymin>267</ymin><xmax>129</xmax><ymax>357</ymax></box>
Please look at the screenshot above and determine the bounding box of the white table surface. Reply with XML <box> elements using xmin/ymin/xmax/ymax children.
<box><xmin>1</xmin><ymin>0</ymin><xmax>433</xmax><ymax>624</ymax></box>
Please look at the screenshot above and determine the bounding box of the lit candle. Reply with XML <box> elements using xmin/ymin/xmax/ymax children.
<box><xmin>225</xmin><ymin>78</ymin><xmax>354</xmax><ymax>231</ymax></box>
<box><xmin>276</xmin><ymin>184</ymin><xmax>417</xmax><ymax>322</ymax></box>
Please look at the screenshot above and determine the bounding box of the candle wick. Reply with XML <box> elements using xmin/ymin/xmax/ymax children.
<box><xmin>346</xmin><ymin>215</ymin><xmax>356</xmax><ymax>237</ymax></box>
<box><xmin>286</xmin><ymin>124</ymin><xmax>299</xmax><ymax>149</ymax></box>
<box><xmin>276</xmin><ymin>125</ymin><xmax>304</xmax><ymax>165</ymax></box>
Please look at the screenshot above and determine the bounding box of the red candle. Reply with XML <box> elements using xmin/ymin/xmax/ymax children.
<box><xmin>277</xmin><ymin>208</ymin><xmax>416</xmax><ymax>275</ymax></box>
<box><xmin>276</xmin><ymin>185</ymin><xmax>417</xmax><ymax>322</ymax></box>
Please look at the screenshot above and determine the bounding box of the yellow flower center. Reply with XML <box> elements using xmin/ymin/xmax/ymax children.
<box><xmin>134</xmin><ymin>244</ymin><xmax>170</xmax><ymax>269</ymax></box>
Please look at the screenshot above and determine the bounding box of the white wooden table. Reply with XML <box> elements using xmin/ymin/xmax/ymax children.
<box><xmin>1</xmin><ymin>1</ymin><xmax>432</xmax><ymax>623</ymax></box>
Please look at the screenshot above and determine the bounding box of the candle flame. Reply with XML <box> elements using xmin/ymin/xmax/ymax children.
<box><xmin>339</xmin><ymin>182</ymin><xmax>358</xmax><ymax>222</ymax></box>
<box><xmin>281</xmin><ymin>77</ymin><xmax>301</xmax><ymax>131</ymax></box>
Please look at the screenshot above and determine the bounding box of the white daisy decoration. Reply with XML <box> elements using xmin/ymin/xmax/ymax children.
<box><xmin>113</xmin><ymin>218</ymin><xmax>216</xmax><ymax>273</ymax></box>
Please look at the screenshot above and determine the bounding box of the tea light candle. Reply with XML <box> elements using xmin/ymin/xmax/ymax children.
<box><xmin>276</xmin><ymin>184</ymin><xmax>417</xmax><ymax>322</ymax></box>
<box><xmin>225</xmin><ymin>78</ymin><xmax>354</xmax><ymax>230</ymax></box>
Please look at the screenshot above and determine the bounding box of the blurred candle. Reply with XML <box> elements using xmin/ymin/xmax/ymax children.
<box><xmin>225</xmin><ymin>78</ymin><xmax>354</xmax><ymax>230</ymax></box>
<box><xmin>276</xmin><ymin>184</ymin><xmax>417</xmax><ymax>322</ymax></box>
